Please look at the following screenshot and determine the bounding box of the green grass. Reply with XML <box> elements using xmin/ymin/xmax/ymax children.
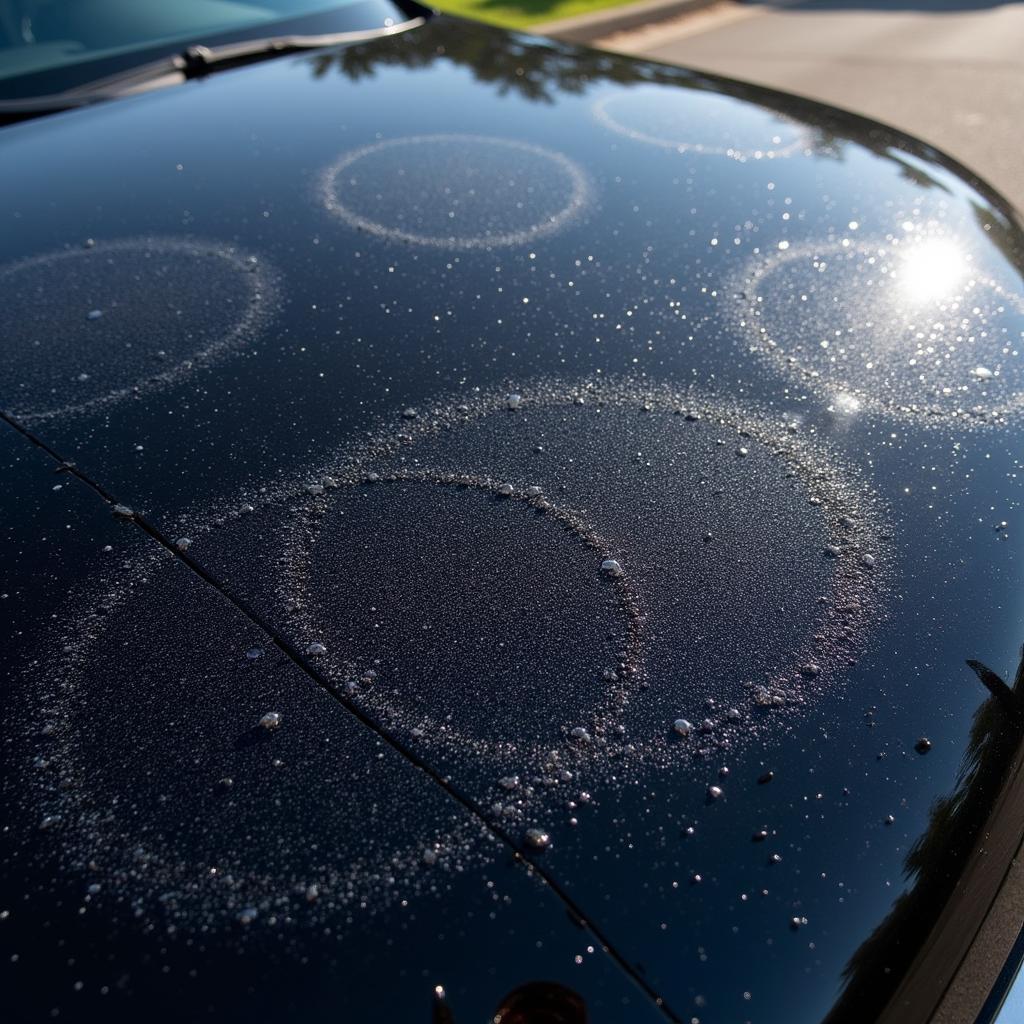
<box><xmin>431</xmin><ymin>0</ymin><xmax>643</xmax><ymax>30</ymax></box>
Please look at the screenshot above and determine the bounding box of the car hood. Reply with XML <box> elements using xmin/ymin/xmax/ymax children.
<box><xmin>2</xmin><ymin>13</ymin><xmax>1024</xmax><ymax>1024</ymax></box>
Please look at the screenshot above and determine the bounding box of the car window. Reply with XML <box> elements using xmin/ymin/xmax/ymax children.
<box><xmin>0</xmin><ymin>0</ymin><xmax>404</xmax><ymax>95</ymax></box>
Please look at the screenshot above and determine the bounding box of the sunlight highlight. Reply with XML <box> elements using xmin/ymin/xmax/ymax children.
<box><xmin>897</xmin><ymin>238</ymin><xmax>967</xmax><ymax>304</ymax></box>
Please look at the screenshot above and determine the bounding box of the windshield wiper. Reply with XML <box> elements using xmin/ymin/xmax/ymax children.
<box><xmin>0</xmin><ymin>15</ymin><xmax>426</xmax><ymax>115</ymax></box>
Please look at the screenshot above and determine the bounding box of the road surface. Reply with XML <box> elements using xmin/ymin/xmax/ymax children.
<box><xmin>594</xmin><ymin>0</ymin><xmax>1024</xmax><ymax>211</ymax></box>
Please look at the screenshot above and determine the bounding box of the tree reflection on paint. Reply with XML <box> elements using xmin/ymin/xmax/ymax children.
<box><xmin>826</xmin><ymin>649</ymin><xmax>1024</xmax><ymax>1022</ymax></box>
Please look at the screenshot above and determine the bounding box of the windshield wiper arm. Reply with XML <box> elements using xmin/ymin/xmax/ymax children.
<box><xmin>0</xmin><ymin>15</ymin><xmax>426</xmax><ymax>115</ymax></box>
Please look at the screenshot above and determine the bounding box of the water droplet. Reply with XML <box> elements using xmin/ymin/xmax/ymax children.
<box><xmin>506</xmin><ymin>393</ymin><xmax>523</xmax><ymax>410</ymax></box>
<box><xmin>238</xmin><ymin>907</ymin><xmax>258</xmax><ymax>925</ymax></box>
<box><xmin>972</xmin><ymin>366</ymin><xmax>994</xmax><ymax>380</ymax></box>
<box><xmin>524</xmin><ymin>828</ymin><xmax>551</xmax><ymax>850</ymax></box>
<box><xmin>402</xmin><ymin>408</ymin><xmax>418</xmax><ymax>420</ymax></box>
<box><xmin>707</xmin><ymin>785</ymin><xmax>723</xmax><ymax>800</ymax></box>
<box><xmin>305</xmin><ymin>642</ymin><xmax>327</xmax><ymax>656</ymax></box>
<box><xmin>175</xmin><ymin>537</ymin><xmax>192</xmax><ymax>551</ymax></box>
<box><xmin>86</xmin><ymin>309</ymin><xmax>103</xmax><ymax>321</ymax></box>
<box><xmin>259</xmin><ymin>712</ymin><xmax>282</xmax><ymax>730</ymax></box>
<box><xmin>673</xmin><ymin>718</ymin><xmax>693</xmax><ymax>736</ymax></box>
<box><xmin>569</xmin><ymin>726</ymin><xmax>591</xmax><ymax>743</ymax></box>
<box><xmin>860</xmin><ymin>553</ymin><xmax>876</xmax><ymax>568</ymax></box>
<box><xmin>112</xmin><ymin>504</ymin><xmax>134</xmax><ymax>519</ymax></box>
<box><xmin>600</xmin><ymin>558</ymin><xmax>623</xmax><ymax>577</ymax></box>
<box><xmin>914</xmin><ymin>737</ymin><xmax>932</xmax><ymax>754</ymax></box>
<box><xmin>245</xmin><ymin>647</ymin><xmax>264</xmax><ymax>660</ymax></box>
<box><xmin>497</xmin><ymin>482</ymin><xmax>514</xmax><ymax>497</ymax></box>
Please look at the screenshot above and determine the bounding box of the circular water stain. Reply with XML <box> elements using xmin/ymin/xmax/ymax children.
<box><xmin>319</xmin><ymin>135</ymin><xmax>590</xmax><ymax>249</ymax></box>
<box><xmin>284</xmin><ymin>470</ymin><xmax>644</xmax><ymax>768</ymax></box>
<box><xmin>272</xmin><ymin>380</ymin><xmax>888</xmax><ymax>781</ymax></box>
<box><xmin>14</xmin><ymin>555</ymin><xmax>487</xmax><ymax>932</ymax></box>
<box><xmin>0</xmin><ymin>238</ymin><xmax>276</xmax><ymax>422</ymax></box>
<box><xmin>592</xmin><ymin>85</ymin><xmax>807</xmax><ymax>160</ymax></box>
<box><xmin>734</xmin><ymin>238</ymin><xmax>1024</xmax><ymax>426</ymax></box>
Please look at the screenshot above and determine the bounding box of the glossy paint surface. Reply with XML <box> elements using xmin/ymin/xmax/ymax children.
<box><xmin>2</xmin><ymin>13</ymin><xmax>1023</xmax><ymax>1023</ymax></box>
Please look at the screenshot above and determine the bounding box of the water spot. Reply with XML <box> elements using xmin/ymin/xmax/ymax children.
<box><xmin>592</xmin><ymin>84</ymin><xmax>807</xmax><ymax>161</ymax></box>
<box><xmin>735</xmin><ymin>238</ymin><xmax>1024</xmax><ymax>427</ymax></box>
<box><xmin>320</xmin><ymin>135</ymin><xmax>590</xmax><ymax>250</ymax></box>
<box><xmin>673</xmin><ymin>718</ymin><xmax>693</xmax><ymax>736</ymax></box>
<box><xmin>259</xmin><ymin>712</ymin><xmax>281</xmax><ymax>730</ymax></box>
<box><xmin>914</xmin><ymin>737</ymin><xmax>932</xmax><ymax>754</ymax></box>
<box><xmin>524</xmin><ymin>828</ymin><xmax>551</xmax><ymax>850</ymax></box>
<box><xmin>245</xmin><ymin>647</ymin><xmax>264</xmax><ymax>660</ymax></box>
<box><xmin>304</xmin><ymin>642</ymin><xmax>327</xmax><ymax>656</ymax></box>
<box><xmin>600</xmin><ymin>558</ymin><xmax>624</xmax><ymax>577</ymax></box>
<box><xmin>0</xmin><ymin>238</ymin><xmax>276</xmax><ymax>422</ymax></box>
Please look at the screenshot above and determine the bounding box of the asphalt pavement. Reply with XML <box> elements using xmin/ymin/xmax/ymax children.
<box><xmin>588</xmin><ymin>0</ymin><xmax>1024</xmax><ymax>212</ymax></box>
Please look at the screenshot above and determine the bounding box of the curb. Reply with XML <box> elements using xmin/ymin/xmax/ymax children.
<box><xmin>533</xmin><ymin>0</ymin><xmax>721</xmax><ymax>44</ymax></box>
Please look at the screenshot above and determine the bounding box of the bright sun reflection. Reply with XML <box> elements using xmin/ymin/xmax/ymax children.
<box><xmin>897</xmin><ymin>238</ymin><xmax>967</xmax><ymax>304</ymax></box>
<box><xmin>833</xmin><ymin>392</ymin><xmax>862</xmax><ymax>415</ymax></box>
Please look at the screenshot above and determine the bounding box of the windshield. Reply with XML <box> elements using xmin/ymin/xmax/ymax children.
<box><xmin>0</xmin><ymin>0</ymin><xmax>417</xmax><ymax>98</ymax></box>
